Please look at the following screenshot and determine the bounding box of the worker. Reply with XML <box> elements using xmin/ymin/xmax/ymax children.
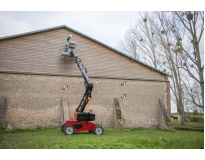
<box><xmin>66</xmin><ymin>38</ymin><xmax>69</xmax><ymax>52</ymax></box>
<box><xmin>66</xmin><ymin>35</ymin><xmax>72</xmax><ymax>52</ymax></box>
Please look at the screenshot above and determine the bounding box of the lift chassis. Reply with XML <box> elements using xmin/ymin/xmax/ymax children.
<box><xmin>61</xmin><ymin>35</ymin><xmax>103</xmax><ymax>135</ymax></box>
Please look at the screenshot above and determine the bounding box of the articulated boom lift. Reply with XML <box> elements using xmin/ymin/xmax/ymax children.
<box><xmin>61</xmin><ymin>35</ymin><xmax>103</xmax><ymax>135</ymax></box>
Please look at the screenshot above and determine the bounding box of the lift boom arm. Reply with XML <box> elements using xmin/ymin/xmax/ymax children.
<box><xmin>61</xmin><ymin>36</ymin><xmax>94</xmax><ymax>113</ymax></box>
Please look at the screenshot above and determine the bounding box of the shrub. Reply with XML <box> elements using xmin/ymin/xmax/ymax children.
<box><xmin>187</xmin><ymin>115</ymin><xmax>204</xmax><ymax>123</ymax></box>
<box><xmin>193</xmin><ymin>117</ymin><xmax>204</xmax><ymax>123</ymax></box>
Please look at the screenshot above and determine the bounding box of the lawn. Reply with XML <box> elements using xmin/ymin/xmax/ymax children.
<box><xmin>0</xmin><ymin>126</ymin><xmax>204</xmax><ymax>149</ymax></box>
<box><xmin>172</xmin><ymin>121</ymin><xmax>204</xmax><ymax>132</ymax></box>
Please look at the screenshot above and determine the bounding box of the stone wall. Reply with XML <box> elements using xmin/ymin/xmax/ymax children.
<box><xmin>0</xmin><ymin>73</ymin><xmax>168</xmax><ymax>129</ymax></box>
<box><xmin>0</xmin><ymin>96</ymin><xmax>6</xmax><ymax>126</ymax></box>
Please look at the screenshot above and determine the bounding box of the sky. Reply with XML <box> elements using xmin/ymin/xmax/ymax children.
<box><xmin>1</xmin><ymin>0</ymin><xmax>203</xmax><ymax>49</ymax></box>
<box><xmin>0</xmin><ymin>11</ymin><xmax>139</xmax><ymax>49</ymax></box>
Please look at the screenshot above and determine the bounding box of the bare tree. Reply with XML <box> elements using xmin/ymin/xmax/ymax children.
<box><xmin>151</xmin><ymin>11</ymin><xmax>187</xmax><ymax>124</ymax></box>
<box><xmin>118</xmin><ymin>12</ymin><xmax>163</xmax><ymax>69</ymax></box>
<box><xmin>118</xmin><ymin>29</ymin><xmax>139</xmax><ymax>59</ymax></box>
<box><xmin>173</xmin><ymin>11</ymin><xmax>204</xmax><ymax>108</ymax></box>
<box><xmin>182</xmin><ymin>75</ymin><xmax>203</xmax><ymax>108</ymax></box>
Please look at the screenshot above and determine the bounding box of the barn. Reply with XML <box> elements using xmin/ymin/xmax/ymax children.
<box><xmin>0</xmin><ymin>25</ymin><xmax>171</xmax><ymax>129</ymax></box>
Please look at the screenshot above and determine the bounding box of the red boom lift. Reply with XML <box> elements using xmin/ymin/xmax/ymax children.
<box><xmin>61</xmin><ymin>35</ymin><xmax>103</xmax><ymax>135</ymax></box>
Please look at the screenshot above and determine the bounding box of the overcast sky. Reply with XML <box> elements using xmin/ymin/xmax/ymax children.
<box><xmin>1</xmin><ymin>0</ymin><xmax>203</xmax><ymax>49</ymax></box>
<box><xmin>0</xmin><ymin>11</ymin><xmax>139</xmax><ymax>49</ymax></box>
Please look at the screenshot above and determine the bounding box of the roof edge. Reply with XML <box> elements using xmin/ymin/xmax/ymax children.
<box><xmin>0</xmin><ymin>25</ymin><xmax>66</xmax><ymax>40</ymax></box>
<box><xmin>0</xmin><ymin>25</ymin><xmax>169</xmax><ymax>76</ymax></box>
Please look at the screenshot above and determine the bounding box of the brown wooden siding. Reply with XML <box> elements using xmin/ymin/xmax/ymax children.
<box><xmin>0</xmin><ymin>28</ymin><xmax>166</xmax><ymax>81</ymax></box>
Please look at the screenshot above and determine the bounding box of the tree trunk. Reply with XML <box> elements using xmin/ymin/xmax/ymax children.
<box><xmin>178</xmin><ymin>105</ymin><xmax>185</xmax><ymax>125</ymax></box>
<box><xmin>199</xmin><ymin>70</ymin><xmax>204</xmax><ymax>107</ymax></box>
<box><xmin>179</xmin><ymin>111</ymin><xmax>185</xmax><ymax>125</ymax></box>
<box><xmin>196</xmin><ymin>46</ymin><xmax>204</xmax><ymax>107</ymax></box>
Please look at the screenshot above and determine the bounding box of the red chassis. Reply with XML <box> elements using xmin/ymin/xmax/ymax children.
<box><xmin>62</xmin><ymin>120</ymin><xmax>97</xmax><ymax>133</ymax></box>
<box><xmin>61</xmin><ymin>112</ymin><xmax>103</xmax><ymax>135</ymax></box>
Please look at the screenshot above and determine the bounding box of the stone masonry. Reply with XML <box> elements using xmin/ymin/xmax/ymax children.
<box><xmin>0</xmin><ymin>73</ymin><xmax>168</xmax><ymax>129</ymax></box>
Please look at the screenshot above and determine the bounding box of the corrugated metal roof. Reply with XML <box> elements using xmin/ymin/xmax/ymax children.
<box><xmin>0</xmin><ymin>25</ymin><xmax>169</xmax><ymax>76</ymax></box>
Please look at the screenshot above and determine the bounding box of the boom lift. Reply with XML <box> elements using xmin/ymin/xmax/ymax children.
<box><xmin>61</xmin><ymin>35</ymin><xmax>103</xmax><ymax>135</ymax></box>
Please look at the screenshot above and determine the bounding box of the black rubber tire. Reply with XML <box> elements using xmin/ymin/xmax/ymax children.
<box><xmin>94</xmin><ymin>126</ymin><xmax>103</xmax><ymax>135</ymax></box>
<box><xmin>64</xmin><ymin>125</ymin><xmax>74</xmax><ymax>135</ymax></box>
<box><xmin>61</xmin><ymin>124</ymin><xmax>65</xmax><ymax>132</ymax></box>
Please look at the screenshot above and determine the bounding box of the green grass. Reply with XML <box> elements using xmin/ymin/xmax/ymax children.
<box><xmin>0</xmin><ymin>127</ymin><xmax>204</xmax><ymax>149</ymax></box>
<box><xmin>172</xmin><ymin>121</ymin><xmax>204</xmax><ymax>132</ymax></box>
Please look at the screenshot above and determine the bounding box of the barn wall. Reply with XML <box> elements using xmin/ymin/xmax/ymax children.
<box><xmin>0</xmin><ymin>27</ymin><xmax>170</xmax><ymax>129</ymax></box>
<box><xmin>0</xmin><ymin>73</ymin><xmax>167</xmax><ymax>129</ymax></box>
<box><xmin>0</xmin><ymin>28</ymin><xmax>166</xmax><ymax>81</ymax></box>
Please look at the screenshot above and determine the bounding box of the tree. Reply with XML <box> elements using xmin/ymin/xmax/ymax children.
<box><xmin>173</xmin><ymin>11</ymin><xmax>204</xmax><ymax>109</ymax></box>
<box><xmin>183</xmin><ymin>79</ymin><xmax>204</xmax><ymax>111</ymax></box>
<box><xmin>152</xmin><ymin>11</ymin><xmax>186</xmax><ymax>124</ymax></box>
<box><xmin>118</xmin><ymin>29</ymin><xmax>139</xmax><ymax>59</ymax></box>
<box><xmin>118</xmin><ymin>12</ymin><xmax>163</xmax><ymax>69</ymax></box>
